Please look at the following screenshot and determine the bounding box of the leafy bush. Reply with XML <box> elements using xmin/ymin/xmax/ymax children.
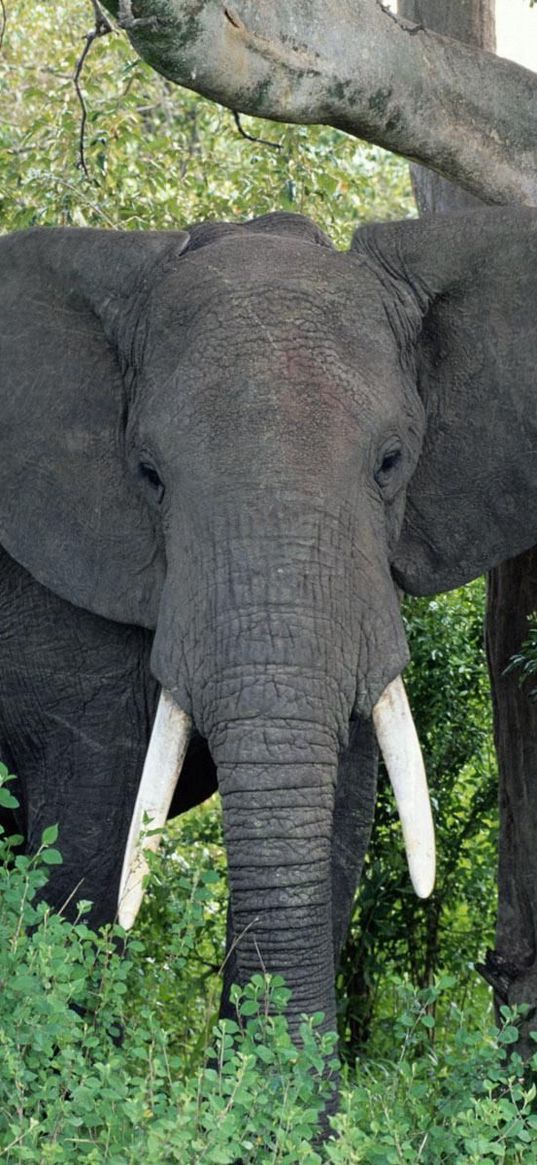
<box><xmin>330</xmin><ymin>983</ymin><xmax>537</xmax><ymax>1165</ymax></box>
<box><xmin>1</xmin><ymin>775</ymin><xmax>537</xmax><ymax>1164</ymax></box>
<box><xmin>0</xmin><ymin>778</ymin><xmax>336</xmax><ymax>1163</ymax></box>
<box><xmin>339</xmin><ymin>581</ymin><xmax>497</xmax><ymax>1056</ymax></box>
<box><xmin>127</xmin><ymin>800</ymin><xmax>227</xmax><ymax>1065</ymax></box>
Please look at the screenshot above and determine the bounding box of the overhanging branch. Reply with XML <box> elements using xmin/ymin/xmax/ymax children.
<box><xmin>101</xmin><ymin>0</ymin><xmax>537</xmax><ymax>205</ymax></box>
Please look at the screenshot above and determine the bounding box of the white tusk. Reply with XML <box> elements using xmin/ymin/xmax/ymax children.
<box><xmin>372</xmin><ymin>675</ymin><xmax>435</xmax><ymax>899</ymax></box>
<box><xmin>118</xmin><ymin>690</ymin><xmax>192</xmax><ymax>929</ymax></box>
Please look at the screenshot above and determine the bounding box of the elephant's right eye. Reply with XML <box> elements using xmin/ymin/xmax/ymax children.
<box><xmin>139</xmin><ymin>462</ymin><xmax>165</xmax><ymax>504</ymax></box>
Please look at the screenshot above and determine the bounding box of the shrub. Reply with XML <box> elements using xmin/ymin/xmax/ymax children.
<box><xmin>338</xmin><ymin>581</ymin><xmax>497</xmax><ymax>1057</ymax></box>
<box><xmin>0</xmin><ymin>772</ymin><xmax>334</xmax><ymax>1163</ymax></box>
<box><xmin>2</xmin><ymin>759</ymin><xmax>537</xmax><ymax>1162</ymax></box>
<box><xmin>330</xmin><ymin>982</ymin><xmax>537</xmax><ymax>1165</ymax></box>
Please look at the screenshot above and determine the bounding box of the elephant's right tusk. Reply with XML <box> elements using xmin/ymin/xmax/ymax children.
<box><xmin>372</xmin><ymin>675</ymin><xmax>435</xmax><ymax>899</ymax></box>
<box><xmin>118</xmin><ymin>690</ymin><xmax>192</xmax><ymax>929</ymax></box>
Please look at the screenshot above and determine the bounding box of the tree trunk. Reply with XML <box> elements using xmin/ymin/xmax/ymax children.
<box><xmin>398</xmin><ymin>0</ymin><xmax>495</xmax><ymax>212</ymax></box>
<box><xmin>400</xmin><ymin>0</ymin><xmax>537</xmax><ymax>1056</ymax></box>
<box><xmin>101</xmin><ymin>0</ymin><xmax>537</xmax><ymax>205</ymax></box>
<box><xmin>483</xmin><ymin>553</ymin><xmax>537</xmax><ymax>1057</ymax></box>
<box><xmin>400</xmin><ymin>0</ymin><xmax>495</xmax><ymax>49</ymax></box>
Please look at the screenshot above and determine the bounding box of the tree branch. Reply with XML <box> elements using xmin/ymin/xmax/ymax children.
<box><xmin>0</xmin><ymin>2</ymin><xmax>6</xmax><ymax>53</ymax></box>
<box><xmin>100</xmin><ymin>0</ymin><xmax>537</xmax><ymax>206</ymax></box>
<box><xmin>232</xmin><ymin>110</ymin><xmax>281</xmax><ymax>150</ymax></box>
<box><xmin>74</xmin><ymin>1</ymin><xmax>114</xmax><ymax>177</ymax></box>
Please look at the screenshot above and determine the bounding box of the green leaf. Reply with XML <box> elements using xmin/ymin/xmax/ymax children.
<box><xmin>41</xmin><ymin>848</ymin><xmax>63</xmax><ymax>865</ymax></box>
<box><xmin>240</xmin><ymin>1001</ymin><xmax>261</xmax><ymax>1016</ymax></box>
<box><xmin>255</xmin><ymin>1044</ymin><xmax>274</xmax><ymax>1064</ymax></box>
<box><xmin>41</xmin><ymin>824</ymin><xmax>59</xmax><ymax>846</ymax></box>
<box><xmin>0</xmin><ymin>788</ymin><xmax>19</xmax><ymax>809</ymax></box>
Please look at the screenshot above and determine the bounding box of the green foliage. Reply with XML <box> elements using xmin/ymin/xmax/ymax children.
<box><xmin>329</xmin><ymin>984</ymin><xmax>537</xmax><ymax>1165</ymax></box>
<box><xmin>506</xmin><ymin>613</ymin><xmax>537</xmax><ymax>701</ymax></box>
<box><xmin>0</xmin><ymin>1</ymin><xmax>412</xmax><ymax>243</ymax></box>
<box><xmin>1</xmin><ymin>781</ymin><xmax>536</xmax><ymax>1164</ymax></box>
<box><xmin>0</xmin><ymin>782</ymin><xmax>335</xmax><ymax>1162</ymax></box>
<box><xmin>127</xmin><ymin>801</ymin><xmax>227</xmax><ymax>1064</ymax></box>
<box><xmin>339</xmin><ymin>581</ymin><xmax>497</xmax><ymax>1055</ymax></box>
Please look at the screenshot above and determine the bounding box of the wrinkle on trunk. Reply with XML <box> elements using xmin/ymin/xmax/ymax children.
<box><xmin>152</xmin><ymin>502</ymin><xmax>410</xmax><ymax>722</ymax></box>
<box><xmin>193</xmin><ymin>619</ymin><xmax>355</xmax><ymax>1034</ymax></box>
<box><xmin>213</xmin><ymin>710</ymin><xmax>339</xmax><ymax>1030</ymax></box>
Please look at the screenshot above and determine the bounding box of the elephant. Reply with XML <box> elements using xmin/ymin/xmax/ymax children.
<box><xmin>0</xmin><ymin>207</ymin><xmax>536</xmax><ymax>1052</ymax></box>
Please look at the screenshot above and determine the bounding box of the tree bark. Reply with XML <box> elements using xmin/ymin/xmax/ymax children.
<box><xmin>399</xmin><ymin>0</ymin><xmax>495</xmax><ymax>213</ymax></box>
<box><xmin>484</xmin><ymin>553</ymin><xmax>537</xmax><ymax>1057</ymax></box>
<box><xmin>400</xmin><ymin>0</ymin><xmax>495</xmax><ymax>49</ymax></box>
<box><xmin>101</xmin><ymin>0</ymin><xmax>537</xmax><ymax>205</ymax></box>
<box><xmin>400</xmin><ymin>0</ymin><xmax>537</xmax><ymax>1056</ymax></box>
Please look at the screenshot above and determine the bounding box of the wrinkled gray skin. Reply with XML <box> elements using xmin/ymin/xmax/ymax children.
<box><xmin>0</xmin><ymin>209</ymin><xmax>536</xmax><ymax>1048</ymax></box>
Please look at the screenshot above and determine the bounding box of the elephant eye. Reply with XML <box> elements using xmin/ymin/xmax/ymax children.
<box><xmin>375</xmin><ymin>446</ymin><xmax>402</xmax><ymax>489</ymax></box>
<box><xmin>139</xmin><ymin>461</ymin><xmax>165</xmax><ymax>503</ymax></box>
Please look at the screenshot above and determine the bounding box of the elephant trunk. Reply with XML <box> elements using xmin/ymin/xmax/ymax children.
<box><xmin>209</xmin><ymin>696</ymin><xmax>339</xmax><ymax>1030</ymax></box>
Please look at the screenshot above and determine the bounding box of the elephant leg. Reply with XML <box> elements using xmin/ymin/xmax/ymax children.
<box><xmin>484</xmin><ymin>550</ymin><xmax>537</xmax><ymax>1057</ymax></box>
<box><xmin>331</xmin><ymin>716</ymin><xmax>378</xmax><ymax>969</ymax></box>
<box><xmin>0</xmin><ymin>542</ymin><xmax>158</xmax><ymax>928</ymax></box>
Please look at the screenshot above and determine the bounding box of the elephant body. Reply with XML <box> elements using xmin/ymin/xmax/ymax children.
<box><xmin>0</xmin><ymin>208</ymin><xmax>536</xmax><ymax>1041</ymax></box>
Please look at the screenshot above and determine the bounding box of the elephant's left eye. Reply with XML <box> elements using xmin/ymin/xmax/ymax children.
<box><xmin>139</xmin><ymin>462</ymin><xmax>165</xmax><ymax>504</ymax></box>
<box><xmin>375</xmin><ymin>445</ymin><xmax>402</xmax><ymax>490</ymax></box>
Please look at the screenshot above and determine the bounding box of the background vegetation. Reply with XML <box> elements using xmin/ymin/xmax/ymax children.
<box><xmin>1</xmin><ymin>2</ymin><xmax>535</xmax><ymax>1160</ymax></box>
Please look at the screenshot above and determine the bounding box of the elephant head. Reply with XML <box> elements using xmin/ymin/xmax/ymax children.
<box><xmin>1</xmin><ymin>207</ymin><xmax>536</xmax><ymax>1037</ymax></box>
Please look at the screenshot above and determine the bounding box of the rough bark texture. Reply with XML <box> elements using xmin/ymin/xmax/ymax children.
<box><xmin>399</xmin><ymin>0</ymin><xmax>495</xmax><ymax>213</ymax></box>
<box><xmin>400</xmin><ymin>0</ymin><xmax>495</xmax><ymax>49</ymax></box>
<box><xmin>102</xmin><ymin>0</ymin><xmax>537</xmax><ymax>205</ymax></box>
<box><xmin>485</xmin><ymin>554</ymin><xmax>537</xmax><ymax>1057</ymax></box>
<box><xmin>400</xmin><ymin>0</ymin><xmax>537</xmax><ymax>1056</ymax></box>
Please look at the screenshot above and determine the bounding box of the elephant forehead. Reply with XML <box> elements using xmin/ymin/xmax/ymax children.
<box><xmin>142</xmin><ymin>232</ymin><xmax>391</xmax><ymax>346</ymax></box>
<box><xmin>138</xmin><ymin>247</ymin><xmax>405</xmax><ymax>426</ymax></box>
<box><xmin>138</xmin><ymin>294</ymin><xmax>404</xmax><ymax>466</ymax></box>
<box><xmin>128</xmin><ymin>236</ymin><xmax>418</xmax><ymax>489</ymax></box>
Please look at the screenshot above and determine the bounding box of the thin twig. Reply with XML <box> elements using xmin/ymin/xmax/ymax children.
<box><xmin>37</xmin><ymin>173</ymin><xmax>120</xmax><ymax>227</ymax></box>
<box><xmin>179</xmin><ymin>108</ymin><xmax>200</xmax><ymax>178</ymax></box>
<box><xmin>232</xmin><ymin>110</ymin><xmax>281</xmax><ymax>150</ymax></box>
<box><xmin>73</xmin><ymin>1</ymin><xmax>114</xmax><ymax>178</ymax></box>
<box><xmin>0</xmin><ymin>1</ymin><xmax>6</xmax><ymax>53</ymax></box>
<box><xmin>57</xmin><ymin>878</ymin><xmax>86</xmax><ymax>918</ymax></box>
<box><xmin>218</xmin><ymin>916</ymin><xmax>260</xmax><ymax>976</ymax></box>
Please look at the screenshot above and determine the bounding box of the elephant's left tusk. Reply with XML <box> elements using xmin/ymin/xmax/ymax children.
<box><xmin>118</xmin><ymin>690</ymin><xmax>192</xmax><ymax>929</ymax></box>
<box><xmin>372</xmin><ymin>675</ymin><xmax>435</xmax><ymax>899</ymax></box>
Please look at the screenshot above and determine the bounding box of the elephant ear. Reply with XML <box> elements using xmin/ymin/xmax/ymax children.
<box><xmin>352</xmin><ymin>207</ymin><xmax>537</xmax><ymax>596</ymax></box>
<box><xmin>0</xmin><ymin>226</ymin><xmax>189</xmax><ymax>626</ymax></box>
